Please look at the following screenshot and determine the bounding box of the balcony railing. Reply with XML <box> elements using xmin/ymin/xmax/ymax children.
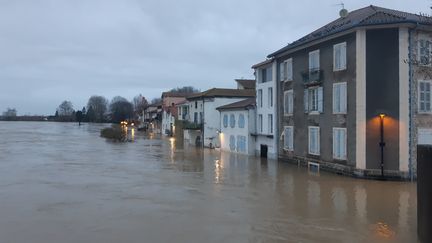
<box><xmin>301</xmin><ymin>69</ymin><xmax>323</xmax><ymax>86</ymax></box>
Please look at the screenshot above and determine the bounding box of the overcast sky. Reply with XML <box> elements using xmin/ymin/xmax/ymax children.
<box><xmin>0</xmin><ymin>0</ymin><xmax>429</xmax><ymax>115</ymax></box>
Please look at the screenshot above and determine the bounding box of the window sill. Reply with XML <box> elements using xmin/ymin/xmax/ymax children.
<box><xmin>284</xmin><ymin>113</ymin><xmax>293</xmax><ymax>117</ymax></box>
<box><xmin>308</xmin><ymin>111</ymin><xmax>320</xmax><ymax>115</ymax></box>
<box><xmin>333</xmin><ymin>112</ymin><xmax>347</xmax><ymax>115</ymax></box>
<box><xmin>333</xmin><ymin>157</ymin><xmax>347</xmax><ymax>161</ymax></box>
<box><xmin>333</xmin><ymin>68</ymin><xmax>347</xmax><ymax>72</ymax></box>
<box><xmin>308</xmin><ymin>152</ymin><xmax>320</xmax><ymax>156</ymax></box>
<box><xmin>418</xmin><ymin>111</ymin><xmax>432</xmax><ymax>115</ymax></box>
<box><xmin>283</xmin><ymin>148</ymin><xmax>294</xmax><ymax>152</ymax></box>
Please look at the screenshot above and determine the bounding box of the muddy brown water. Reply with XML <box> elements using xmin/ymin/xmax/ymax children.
<box><xmin>0</xmin><ymin>122</ymin><xmax>417</xmax><ymax>242</ymax></box>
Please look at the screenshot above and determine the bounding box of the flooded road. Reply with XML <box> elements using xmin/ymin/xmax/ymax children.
<box><xmin>0</xmin><ymin>122</ymin><xmax>417</xmax><ymax>242</ymax></box>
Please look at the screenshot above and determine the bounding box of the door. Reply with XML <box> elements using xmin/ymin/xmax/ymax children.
<box><xmin>260</xmin><ymin>144</ymin><xmax>268</xmax><ymax>158</ymax></box>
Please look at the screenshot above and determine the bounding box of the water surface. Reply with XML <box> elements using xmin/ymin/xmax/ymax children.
<box><xmin>0</xmin><ymin>122</ymin><xmax>417</xmax><ymax>242</ymax></box>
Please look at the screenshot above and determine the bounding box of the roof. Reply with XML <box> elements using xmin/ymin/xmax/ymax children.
<box><xmin>186</xmin><ymin>88</ymin><xmax>255</xmax><ymax>100</ymax></box>
<box><xmin>216</xmin><ymin>98</ymin><xmax>256</xmax><ymax>111</ymax></box>
<box><xmin>235</xmin><ymin>79</ymin><xmax>256</xmax><ymax>89</ymax></box>
<box><xmin>268</xmin><ymin>5</ymin><xmax>432</xmax><ymax>58</ymax></box>
<box><xmin>251</xmin><ymin>58</ymin><xmax>274</xmax><ymax>69</ymax></box>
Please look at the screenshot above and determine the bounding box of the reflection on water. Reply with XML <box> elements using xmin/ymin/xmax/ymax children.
<box><xmin>0</xmin><ymin>122</ymin><xmax>418</xmax><ymax>243</ymax></box>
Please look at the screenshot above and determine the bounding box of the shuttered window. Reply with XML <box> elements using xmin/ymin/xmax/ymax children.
<box><xmin>284</xmin><ymin>126</ymin><xmax>294</xmax><ymax>151</ymax></box>
<box><xmin>333</xmin><ymin>128</ymin><xmax>347</xmax><ymax>160</ymax></box>
<box><xmin>419</xmin><ymin>80</ymin><xmax>432</xmax><ymax>113</ymax></box>
<box><xmin>284</xmin><ymin>90</ymin><xmax>293</xmax><ymax>115</ymax></box>
<box><xmin>333</xmin><ymin>82</ymin><xmax>347</xmax><ymax>114</ymax></box>
<box><xmin>308</xmin><ymin>126</ymin><xmax>320</xmax><ymax>155</ymax></box>
<box><xmin>333</xmin><ymin>42</ymin><xmax>347</xmax><ymax>71</ymax></box>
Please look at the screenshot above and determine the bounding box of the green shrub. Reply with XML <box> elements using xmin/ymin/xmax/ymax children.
<box><xmin>100</xmin><ymin>125</ymin><xmax>126</xmax><ymax>141</ymax></box>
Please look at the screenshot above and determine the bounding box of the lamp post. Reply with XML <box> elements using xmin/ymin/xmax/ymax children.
<box><xmin>379</xmin><ymin>114</ymin><xmax>386</xmax><ymax>177</ymax></box>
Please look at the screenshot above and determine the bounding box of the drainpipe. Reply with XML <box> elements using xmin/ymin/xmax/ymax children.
<box><xmin>408</xmin><ymin>27</ymin><xmax>415</xmax><ymax>182</ymax></box>
<box><xmin>202</xmin><ymin>99</ymin><xmax>205</xmax><ymax>149</ymax></box>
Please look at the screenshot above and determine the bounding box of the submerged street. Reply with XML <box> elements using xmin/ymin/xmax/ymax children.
<box><xmin>0</xmin><ymin>122</ymin><xmax>417</xmax><ymax>242</ymax></box>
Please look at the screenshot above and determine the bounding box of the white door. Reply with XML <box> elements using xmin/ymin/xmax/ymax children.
<box><xmin>418</xmin><ymin>128</ymin><xmax>432</xmax><ymax>145</ymax></box>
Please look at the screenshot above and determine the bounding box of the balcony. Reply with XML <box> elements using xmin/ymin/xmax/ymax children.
<box><xmin>301</xmin><ymin>69</ymin><xmax>323</xmax><ymax>86</ymax></box>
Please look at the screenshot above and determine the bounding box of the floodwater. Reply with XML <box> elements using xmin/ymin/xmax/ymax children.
<box><xmin>0</xmin><ymin>122</ymin><xmax>417</xmax><ymax>243</ymax></box>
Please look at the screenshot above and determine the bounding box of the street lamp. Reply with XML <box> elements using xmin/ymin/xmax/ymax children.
<box><xmin>379</xmin><ymin>113</ymin><xmax>386</xmax><ymax>177</ymax></box>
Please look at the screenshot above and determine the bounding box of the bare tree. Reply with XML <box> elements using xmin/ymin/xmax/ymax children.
<box><xmin>150</xmin><ymin>97</ymin><xmax>162</xmax><ymax>104</ymax></box>
<box><xmin>87</xmin><ymin>95</ymin><xmax>108</xmax><ymax>123</ymax></box>
<box><xmin>132</xmin><ymin>94</ymin><xmax>148</xmax><ymax>116</ymax></box>
<box><xmin>57</xmin><ymin>101</ymin><xmax>74</xmax><ymax>116</ymax></box>
<box><xmin>169</xmin><ymin>86</ymin><xmax>200</xmax><ymax>94</ymax></box>
<box><xmin>109</xmin><ymin>96</ymin><xmax>133</xmax><ymax>123</ymax></box>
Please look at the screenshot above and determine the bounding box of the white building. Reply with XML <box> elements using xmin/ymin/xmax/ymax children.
<box><xmin>217</xmin><ymin>98</ymin><xmax>256</xmax><ymax>155</ymax></box>
<box><xmin>183</xmin><ymin>88</ymin><xmax>255</xmax><ymax>148</ymax></box>
<box><xmin>252</xmin><ymin>59</ymin><xmax>278</xmax><ymax>159</ymax></box>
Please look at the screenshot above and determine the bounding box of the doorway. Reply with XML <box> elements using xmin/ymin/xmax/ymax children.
<box><xmin>260</xmin><ymin>144</ymin><xmax>268</xmax><ymax>158</ymax></box>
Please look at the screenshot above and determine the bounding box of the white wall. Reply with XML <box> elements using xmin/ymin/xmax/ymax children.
<box><xmin>219</xmin><ymin>109</ymin><xmax>255</xmax><ymax>155</ymax></box>
<box><xmin>255</xmin><ymin>60</ymin><xmax>278</xmax><ymax>158</ymax></box>
<box><xmin>203</xmin><ymin>97</ymin><xmax>247</xmax><ymax>148</ymax></box>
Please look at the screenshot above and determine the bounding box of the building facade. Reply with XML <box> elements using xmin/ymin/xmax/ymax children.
<box><xmin>262</xmin><ymin>5</ymin><xmax>432</xmax><ymax>179</ymax></box>
<box><xmin>217</xmin><ymin>98</ymin><xmax>256</xmax><ymax>155</ymax></box>
<box><xmin>252</xmin><ymin>60</ymin><xmax>278</xmax><ymax>159</ymax></box>
<box><xmin>183</xmin><ymin>88</ymin><xmax>255</xmax><ymax>148</ymax></box>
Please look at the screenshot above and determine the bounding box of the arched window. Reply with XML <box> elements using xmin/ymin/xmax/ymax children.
<box><xmin>223</xmin><ymin>114</ymin><xmax>228</xmax><ymax>128</ymax></box>
<box><xmin>230</xmin><ymin>114</ymin><xmax>235</xmax><ymax>128</ymax></box>
<box><xmin>238</xmin><ymin>114</ymin><xmax>245</xmax><ymax>128</ymax></box>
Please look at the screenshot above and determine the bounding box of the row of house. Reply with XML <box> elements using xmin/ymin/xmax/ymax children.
<box><xmin>143</xmin><ymin>5</ymin><xmax>432</xmax><ymax>180</ymax></box>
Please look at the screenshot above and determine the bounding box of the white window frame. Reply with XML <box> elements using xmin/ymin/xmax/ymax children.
<box><xmin>257</xmin><ymin>89</ymin><xmax>263</xmax><ymax>108</ymax></box>
<box><xmin>284</xmin><ymin>90</ymin><xmax>294</xmax><ymax>116</ymax></box>
<box><xmin>284</xmin><ymin>126</ymin><xmax>294</xmax><ymax>151</ymax></box>
<box><xmin>280</xmin><ymin>58</ymin><xmax>293</xmax><ymax>82</ymax></box>
<box><xmin>333</xmin><ymin>42</ymin><xmax>347</xmax><ymax>71</ymax></box>
<box><xmin>309</xmin><ymin>50</ymin><xmax>320</xmax><ymax>71</ymax></box>
<box><xmin>258</xmin><ymin>114</ymin><xmax>263</xmax><ymax>133</ymax></box>
<box><xmin>419</xmin><ymin>80</ymin><xmax>432</xmax><ymax>113</ymax></box>
<box><xmin>333</xmin><ymin>82</ymin><xmax>347</xmax><ymax>114</ymax></box>
<box><xmin>333</xmin><ymin>127</ymin><xmax>347</xmax><ymax>160</ymax></box>
<box><xmin>306</xmin><ymin>87</ymin><xmax>323</xmax><ymax>114</ymax></box>
<box><xmin>268</xmin><ymin>87</ymin><xmax>273</xmax><ymax>108</ymax></box>
<box><xmin>418</xmin><ymin>37</ymin><xmax>431</xmax><ymax>66</ymax></box>
<box><xmin>268</xmin><ymin>114</ymin><xmax>273</xmax><ymax>134</ymax></box>
<box><xmin>308</xmin><ymin>126</ymin><xmax>320</xmax><ymax>155</ymax></box>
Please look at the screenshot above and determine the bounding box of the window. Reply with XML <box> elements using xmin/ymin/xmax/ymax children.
<box><xmin>333</xmin><ymin>82</ymin><xmax>347</xmax><ymax>114</ymax></box>
<box><xmin>419</xmin><ymin>80</ymin><xmax>432</xmax><ymax>113</ymax></box>
<box><xmin>333</xmin><ymin>128</ymin><xmax>347</xmax><ymax>160</ymax></box>
<box><xmin>195</xmin><ymin>101</ymin><xmax>198</xmax><ymax>109</ymax></box>
<box><xmin>280</xmin><ymin>58</ymin><xmax>293</xmax><ymax>81</ymax></box>
<box><xmin>308</xmin><ymin>126</ymin><xmax>320</xmax><ymax>155</ymax></box>
<box><xmin>268</xmin><ymin>114</ymin><xmax>273</xmax><ymax>134</ymax></box>
<box><xmin>223</xmin><ymin>114</ymin><xmax>228</xmax><ymax>128</ymax></box>
<box><xmin>333</xmin><ymin>42</ymin><xmax>347</xmax><ymax>71</ymax></box>
<box><xmin>230</xmin><ymin>114</ymin><xmax>236</xmax><ymax>128</ymax></box>
<box><xmin>309</xmin><ymin>50</ymin><xmax>320</xmax><ymax>71</ymax></box>
<box><xmin>236</xmin><ymin>135</ymin><xmax>247</xmax><ymax>153</ymax></box>
<box><xmin>304</xmin><ymin>87</ymin><xmax>323</xmax><ymax>113</ymax></box>
<box><xmin>238</xmin><ymin>114</ymin><xmax>245</xmax><ymax>128</ymax></box>
<box><xmin>199</xmin><ymin>112</ymin><xmax>203</xmax><ymax>123</ymax></box>
<box><xmin>284</xmin><ymin>90</ymin><xmax>293</xmax><ymax>115</ymax></box>
<box><xmin>419</xmin><ymin>38</ymin><xmax>431</xmax><ymax>66</ymax></box>
<box><xmin>258</xmin><ymin>114</ymin><xmax>263</xmax><ymax>133</ymax></box>
<box><xmin>268</xmin><ymin>87</ymin><xmax>273</xmax><ymax>108</ymax></box>
<box><xmin>260</xmin><ymin>66</ymin><xmax>273</xmax><ymax>83</ymax></box>
<box><xmin>229</xmin><ymin>135</ymin><xmax>236</xmax><ymax>151</ymax></box>
<box><xmin>194</xmin><ymin>112</ymin><xmax>198</xmax><ymax>124</ymax></box>
<box><xmin>284</xmin><ymin>126</ymin><xmax>294</xmax><ymax>151</ymax></box>
<box><xmin>258</xmin><ymin>89</ymin><xmax>263</xmax><ymax>107</ymax></box>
